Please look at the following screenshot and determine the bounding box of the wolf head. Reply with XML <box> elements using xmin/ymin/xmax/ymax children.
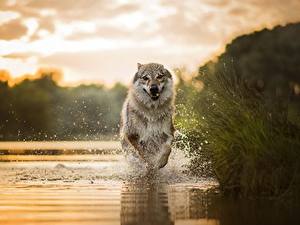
<box><xmin>131</xmin><ymin>63</ymin><xmax>174</xmax><ymax>107</ymax></box>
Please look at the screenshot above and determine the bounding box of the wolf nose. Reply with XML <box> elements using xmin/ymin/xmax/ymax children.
<box><xmin>150</xmin><ymin>85</ymin><xmax>159</xmax><ymax>94</ymax></box>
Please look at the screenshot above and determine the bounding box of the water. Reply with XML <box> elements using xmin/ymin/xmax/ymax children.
<box><xmin>0</xmin><ymin>142</ymin><xmax>299</xmax><ymax>225</ymax></box>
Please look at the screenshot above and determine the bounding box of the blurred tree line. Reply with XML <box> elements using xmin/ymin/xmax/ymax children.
<box><xmin>0</xmin><ymin>69</ymin><xmax>127</xmax><ymax>141</ymax></box>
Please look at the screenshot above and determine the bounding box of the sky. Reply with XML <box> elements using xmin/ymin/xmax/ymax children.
<box><xmin>0</xmin><ymin>0</ymin><xmax>300</xmax><ymax>85</ymax></box>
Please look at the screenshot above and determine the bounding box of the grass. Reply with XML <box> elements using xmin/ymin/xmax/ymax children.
<box><xmin>175</xmin><ymin>64</ymin><xmax>300</xmax><ymax>198</ymax></box>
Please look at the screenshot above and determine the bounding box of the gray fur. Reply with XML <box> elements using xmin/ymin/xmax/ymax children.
<box><xmin>120</xmin><ymin>63</ymin><xmax>175</xmax><ymax>169</ymax></box>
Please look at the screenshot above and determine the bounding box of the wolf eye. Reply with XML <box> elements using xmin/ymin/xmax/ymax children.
<box><xmin>157</xmin><ymin>74</ymin><xmax>163</xmax><ymax>79</ymax></box>
<box><xmin>142</xmin><ymin>76</ymin><xmax>149</xmax><ymax>81</ymax></box>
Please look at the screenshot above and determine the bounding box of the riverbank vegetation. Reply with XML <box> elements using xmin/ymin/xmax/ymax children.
<box><xmin>176</xmin><ymin>23</ymin><xmax>300</xmax><ymax>198</ymax></box>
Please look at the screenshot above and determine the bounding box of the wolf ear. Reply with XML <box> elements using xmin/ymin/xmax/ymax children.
<box><xmin>164</xmin><ymin>69</ymin><xmax>172</xmax><ymax>79</ymax></box>
<box><xmin>134</xmin><ymin>63</ymin><xmax>142</xmax><ymax>83</ymax></box>
<box><xmin>133</xmin><ymin>72</ymin><xmax>139</xmax><ymax>83</ymax></box>
<box><xmin>137</xmin><ymin>63</ymin><xmax>143</xmax><ymax>70</ymax></box>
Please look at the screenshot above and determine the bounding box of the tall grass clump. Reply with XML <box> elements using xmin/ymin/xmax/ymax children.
<box><xmin>176</xmin><ymin>62</ymin><xmax>300</xmax><ymax>198</ymax></box>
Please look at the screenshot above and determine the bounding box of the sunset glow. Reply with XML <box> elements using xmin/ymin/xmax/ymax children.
<box><xmin>0</xmin><ymin>0</ymin><xmax>300</xmax><ymax>85</ymax></box>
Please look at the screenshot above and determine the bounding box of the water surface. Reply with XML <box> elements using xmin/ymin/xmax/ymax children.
<box><xmin>0</xmin><ymin>142</ymin><xmax>299</xmax><ymax>225</ymax></box>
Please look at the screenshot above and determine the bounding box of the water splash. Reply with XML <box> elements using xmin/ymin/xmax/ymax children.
<box><xmin>120</xmin><ymin>130</ymin><xmax>197</xmax><ymax>183</ymax></box>
<box><xmin>0</xmin><ymin>132</ymin><xmax>209</xmax><ymax>185</ymax></box>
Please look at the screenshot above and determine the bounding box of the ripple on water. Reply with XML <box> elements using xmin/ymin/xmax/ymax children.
<box><xmin>0</xmin><ymin>150</ymin><xmax>296</xmax><ymax>225</ymax></box>
<box><xmin>0</xmin><ymin>149</ymin><xmax>221</xmax><ymax>225</ymax></box>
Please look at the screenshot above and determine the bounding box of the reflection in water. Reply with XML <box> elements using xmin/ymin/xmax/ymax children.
<box><xmin>0</xmin><ymin>153</ymin><xmax>299</xmax><ymax>225</ymax></box>
<box><xmin>120</xmin><ymin>181</ymin><xmax>300</xmax><ymax>225</ymax></box>
<box><xmin>120</xmin><ymin>179</ymin><xmax>220</xmax><ymax>225</ymax></box>
<box><xmin>0</xmin><ymin>179</ymin><xmax>299</xmax><ymax>225</ymax></box>
<box><xmin>168</xmin><ymin>186</ymin><xmax>219</xmax><ymax>224</ymax></box>
<box><xmin>215</xmin><ymin>197</ymin><xmax>300</xmax><ymax>225</ymax></box>
<box><xmin>121</xmin><ymin>182</ymin><xmax>173</xmax><ymax>225</ymax></box>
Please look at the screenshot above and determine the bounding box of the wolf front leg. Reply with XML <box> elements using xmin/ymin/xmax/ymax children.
<box><xmin>126</xmin><ymin>133</ymin><xmax>148</xmax><ymax>164</ymax></box>
<box><xmin>157</xmin><ymin>134</ymin><xmax>173</xmax><ymax>169</ymax></box>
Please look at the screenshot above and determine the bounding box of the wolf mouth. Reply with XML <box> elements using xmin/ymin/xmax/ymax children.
<box><xmin>143</xmin><ymin>88</ymin><xmax>160</xmax><ymax>101</ymax></box>
<box><xmin>151</xmin><ymin>95</ymin><xmax>160</xmax><ymax>101</ymax></box>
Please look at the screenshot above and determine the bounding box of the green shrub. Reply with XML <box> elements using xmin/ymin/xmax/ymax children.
<box><xmin>176</xmin><ymin>63</ymin><xmax>300</xmax><ymax>197</ymax></box>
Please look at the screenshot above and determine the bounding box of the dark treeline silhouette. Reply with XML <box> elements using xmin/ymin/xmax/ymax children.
<box><xmin>176</xmin><ymin>22</ymin><xmax>300</xmax><ymax>197</ymax></box>
<box><xmin>201</xmin><ymin>22</ymin><xmax>300</xmax><ymax>122</ymax></box>
<box><xmin>0</xmin><ymin>70</ymin><xmax>127</xmax><ymax>141</ymax></box>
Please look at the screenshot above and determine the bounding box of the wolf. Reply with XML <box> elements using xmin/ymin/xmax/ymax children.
<box><xmin>120</xmin><ymin>63</ymin><xmax>175</xmax><ymax>169</ymax></box>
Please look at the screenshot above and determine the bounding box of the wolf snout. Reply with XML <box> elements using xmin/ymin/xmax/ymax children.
<box><xmin>149</xmin><ymin>84</ymin><xmax>160</xmax><ymax>100</ymax></box>
<box><xmin>150</xmin><ymin>84</ymin><xmax>159</xmax><ymax>95</ymax></box>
